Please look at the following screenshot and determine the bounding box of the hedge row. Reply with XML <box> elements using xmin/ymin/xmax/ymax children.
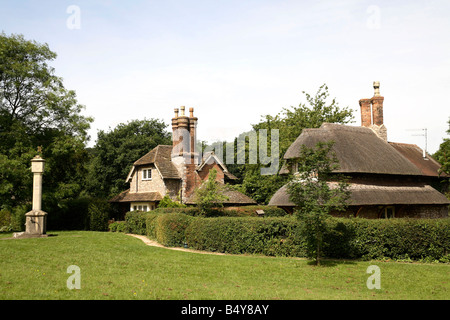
<box><xmin>149</xmin><ymin>205</ymin><xmax>287</xmax><ymax>217</ymax></box>
<box><xmin>122</xmin><ymin>211</ymin><xmax>450</xmax><ymax>262</ymax></box>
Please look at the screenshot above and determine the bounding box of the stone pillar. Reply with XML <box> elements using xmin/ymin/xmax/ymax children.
<box><xmin>24</xmin><ymin>155</ymin><xmax>48</xmax><ymax>236</ymax></box>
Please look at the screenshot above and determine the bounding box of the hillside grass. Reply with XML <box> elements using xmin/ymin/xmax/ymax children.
<box><xmin>0</xmin><ymin>231</ymin><xmax>448</xmax><ymax>300</ymax></box>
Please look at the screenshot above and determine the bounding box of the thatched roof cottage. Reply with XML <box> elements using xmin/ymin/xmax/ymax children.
<box><xmin>269</xmin><ymin>82</ymin><xmax>449</xmax><ymax>218</ymax></box>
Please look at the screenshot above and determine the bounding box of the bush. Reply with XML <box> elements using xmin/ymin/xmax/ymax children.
<box><xmin>345</xmin><ymin>218</ymin><xmax>450</xmax><ymax>262</ymax></box>
<box><xmin>157</xmin><ymin>195</ymin><xmax>186</xmax><ymax>208</ymax></box>
<box><xmin>10</xmin><ymin>204</ymin><xmax>28</xmax><ymax>231</ymax></box>
<box><xmin>88</xmin><ymin>198</ymin><xmax>111</xmax><ymax>231</ymax></box>
<box><xmin>109</xmin><ymin>221</ymin><xmax>127</xmax><ymax>233</ymax></box>
<box><xmin>145</xmin><ymin>213</ymin><xmax>159</xmax><ymax>239</ymax></box>
<box><xmin>125</xmin><ymin>211</ymin><xmax>149</xmax><ymax>235</ymax></box>
<box><xmin>46</xmin><ymin>197</ymin><xmax>90</xmax><ymax>230</ymax></box>
<box><xmin>185</xmin><ymin>216</ymin><xmax>305</xmax><ymax>256</ymax></box>
<box><xmin>154</xmin><ymin>213</ymin><xmax>192</xmax><ymax>247</ymax></box>
<box><xmin>122</xmin><ymin>207</ymin><xmax>450</xmax><ymax>262</ymax></box>
<box><xmin>0</xmin><ymin>208</ymin><xmax>12</xmax><ymax>232</ymax></box>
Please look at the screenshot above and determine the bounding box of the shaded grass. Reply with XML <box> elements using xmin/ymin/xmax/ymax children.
<box><xmin>0</xmin><ymin>231</ymin><xmax>448</xmax><ymax>300</ymax></box>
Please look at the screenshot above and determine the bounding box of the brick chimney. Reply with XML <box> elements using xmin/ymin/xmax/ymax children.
<box><xmin>359</xmin><ymin>81</ymin><xmax>387</xmax><ymax>141</ymax></box>
<box><xmin>371</xmin><ymin>81</ymin><xmax>384</xmax><ymax>126</ymax></box>
<box><xmin>171</xmin><ymin>106</ymin><xmax>199</xmax><ymax>201</ymax></box>
<box><xmin>359</xmin><ymin>98</ymin><xmax>372</xmax><ymax>127</ymax></box>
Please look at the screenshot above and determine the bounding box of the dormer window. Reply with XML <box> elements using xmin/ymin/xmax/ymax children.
<box><xmin>142</xmin><ymin>168</ymin><xmax>152</xmax><ymax>180</ymax></box>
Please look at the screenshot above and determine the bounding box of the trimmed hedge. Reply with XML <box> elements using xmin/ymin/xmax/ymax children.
<box><xmin>185</xmin><ymin>217</ymin><xmax>305</xmax><ymax>256</ymax></box>
<box><xmin>154</xmin><ymin>213</ymin><xmax>192</xmax><ymax>247</ymax></box>
<box><xmin>151</xmin><ymin>205</ymin><xmax>287</xmax><ymax>217</ymax></box>
<box><xmin>124</xmin><ymin>210</ymin><xmax>450</xmax><ymax>262</ymax></box>
<box><xmin>125</xmin><ymin>211</ymin><xmax>149</xmax><ymax>235</ymax></box>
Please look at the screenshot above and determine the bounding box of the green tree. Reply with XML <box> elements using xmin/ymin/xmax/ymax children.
<box><xmin>158</xmin><ymin>195</ymin><xmax>186</xmax><ymax>208</ymax></box>
<box><xmin>253</xmin><ymin>84</ymin><xmax>355</xmax><ymax>156</ymax></box>
<box><xmin>0</xmin><ymin>33</ymin><xmax>92</xmax><ymax>212</ymax></box>
<box><xmin>87</xmin><ymin>119</ymin><xmax>171</xmax><ymax>198</ymax></box>
<box><xmin>434</xmin><ymin>117</ymin><xmax>450</xmax><ymax>197</ymax></box>
<box><xmin>193</xmin><ymin>168</ymin><xmax>229</xmax><ymax>215</ymax></box>
<box><xmin>229</xmin><ymin>84</ymin><xmax>354</xmax><ymax>205</ymax></box>
<box><xmin>286</xmin><ymin>141</ymin><xmax>350</xmax><ymax>266</ymax></box>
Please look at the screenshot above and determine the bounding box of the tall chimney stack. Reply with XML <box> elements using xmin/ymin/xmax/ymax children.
<box><xmin>371</xmin><ymin>81</ymin><xmax>384</xmax><ymax>126</ymax></box>
<box><xmin>359</xmin><ymin>81</ymin><xmax>387</xmax><ymax>141</ymax></box>
<box><xmin>359</xmin><ymin>98</ymin><xmax>372</xmax><ymax>127</ymax></box>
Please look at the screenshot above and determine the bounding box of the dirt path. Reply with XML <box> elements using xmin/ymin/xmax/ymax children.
<box><xmin>127</xmin><ymin>234</ymin><xmax>227</xmax><ymax>255</ymax></box>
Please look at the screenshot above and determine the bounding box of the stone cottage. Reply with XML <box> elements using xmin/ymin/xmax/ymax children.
<box><xmin>110</xmin><ymin>106</ymin><xmax>256</xmax><ymax>212</ymax></box>
<box><xmin>268</xmin><ymin>82</ymin><xmax>449</xmax><ymax>218</ymax></box>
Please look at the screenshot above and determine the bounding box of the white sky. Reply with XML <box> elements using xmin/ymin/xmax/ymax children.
<box><xmin>1</xmin><ymin>0</ymin><xmax>449</xmax><ymax>153</ymax></box>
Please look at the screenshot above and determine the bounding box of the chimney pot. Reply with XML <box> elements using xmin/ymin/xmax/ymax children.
<box><xmin>189</xmin><ymin>107</ymin><xmax>194</xmax><ymax>118</ymax></box>
<box><xmin>180</xmin><ymin>106</ymin><xmax>185</xmax><ymax>116</ymax></box>
<box><xmin>373</xmin><ymin>81</ymin><xmax>381</xmax><ymax>97</ymax></box>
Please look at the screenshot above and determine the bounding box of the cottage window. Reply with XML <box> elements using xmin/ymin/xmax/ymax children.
<box><xmin>142</xmin><ymin>169</ymin><xmax>152</xmax><ymax>180</ymax></box>
<box><xmin>381</xmin><ymin>206</ymin><xmax>395</xmax><ymax>219</ymax></box>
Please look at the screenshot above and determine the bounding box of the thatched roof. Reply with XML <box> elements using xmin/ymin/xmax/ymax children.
<box><xmin>268</xmin><ymin>182</ymin><xmax>450</xmax><ymax>207</ymax></box>
<box><xmin>389</xmin><ymin>142</ymin><xmax>448</xmax><ymax>177</ymax></box>
<box><xmin>283</xmin><ymin>123</ymin><xmax>423</xmax><ymax>176</ymax></box>
<box><xmin>109</xmin><ymin>189</ymin><xmax>163</xmax><ymax>203</ymax></box>
<box><xmin>128</xmin><ymin>145</ymin><xmax>181</xmax><ymax>181</ymax></box>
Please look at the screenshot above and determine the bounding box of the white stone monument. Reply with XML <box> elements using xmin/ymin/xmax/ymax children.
<box><xmin>23</xmin><ymin>155</ymin><xmax>48</xmax><ymax>237</ymax></box>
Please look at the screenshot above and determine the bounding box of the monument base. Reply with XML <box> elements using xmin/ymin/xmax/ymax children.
<box><xmin>13</xmin><ymin>232</ymin><xmax>48</xmax><ymax>239</ymax></box>
<box><xmin>24</xmin><ymin>210</ymin><xmax>48</xmax><ymax>236</ymax></box>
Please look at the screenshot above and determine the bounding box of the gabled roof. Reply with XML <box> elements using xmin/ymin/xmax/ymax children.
<box><xmin>197</xmin><ymin>151</ymin><xmax>238</xmax><ymax>180</ymax></box>
<box><xmin>126</xmin><ymin>145</ymin><xmax>181</xmax><ymax>182</ymax></box>
<box><xmin>284</xmin><ymin>123</ymin><xmax>423</xmax><ymax>176</ymax></box>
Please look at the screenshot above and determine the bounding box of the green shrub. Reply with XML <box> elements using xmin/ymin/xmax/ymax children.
<box><xmin>154</xmin><ymin>213</ymin><xmax>192</xmax><ymax>247</ymax></box>
<box><xmin>145</xmin><ymin>213</ymin><xmax>159</xmax><ymax>239</ymax></box>
<box><xmin>0</xmin><ymin>208</ymin><xmax>11</xmax><ymax>227</ymax></box>
<box><xmin>157</xmin><ymin>195</ymin><xmax>186</xmax><ymax>208</ymax></box>
<box><xmin>88</xmin><ymin>198</ymin><xmax>111</xmax><ymax>231</ymax></box>
<box><xmin>153</xmin><ymin>207</ymin><xmax>242</xmax><ymax>217</ymax></box>
<box><xmin>125</xmin><ymin>211</ymin><xmax>149</xmax><ymax>235</ymax></box>
<box><xmin>121</xmin><ymin>207</ymin><xmax>450</xmax><ymax>262</ymax></box>
<box><xmin>109</xmin><ymin>221</ymin><xmax>127</xmax><ymax>233</ymax></box>
<box><xmin>46</xmin><ymin>197</ymin><xmax>90</xmax><ymax>230</ymax></box>
<box><xmin>10</xmin><ymin>204</ymin><xmax>28</xmax><ymax>231</ymax></box>
<box><xmin>0</xmin><ymin>209</ymin><xmax>13</xmax><ymax>232</ymax></box>
<box><xmin>185</xmin><ymin>216</ymin><xmax>305</xmax><ymax>256</ymax></box>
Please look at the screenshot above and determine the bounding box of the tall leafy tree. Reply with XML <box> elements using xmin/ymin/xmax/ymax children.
<box><xmin>229</xmin><ymin>84</ymin><xmax>354</xmax><ymax>204</ymax></box>
<box><xmin>434</xmin><ymin>117</ymin><xmax>450</xmax><ymax>196</ymax></box>
<box><xmin>0</xmin><ymin>33</ymin><xmax>92</xmax><ymax>210</ymax></box>
<box><xmin>286</xmin><ymin>141</ymin><xmax>350</xmax><ymax>265</ymax></box>
<box><xmin>87</xmin><ymin>119</ymin><xmax>172</xmax><ymax>198</ymax></box>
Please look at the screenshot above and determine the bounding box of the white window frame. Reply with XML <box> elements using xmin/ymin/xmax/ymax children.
<box><xmin>142</xmin><ymin>168</ymin><xmax>152</xmax><ymax>181</ymax></box>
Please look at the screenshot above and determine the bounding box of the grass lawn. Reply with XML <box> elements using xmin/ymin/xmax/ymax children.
<box><xmin>0</xmin><ymin>231</ymin><xmax>448</xmax><ymax>300</ymax></box>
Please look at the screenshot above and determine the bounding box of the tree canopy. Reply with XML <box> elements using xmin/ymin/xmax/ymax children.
<box><xmin>226</xmin><ymin>84</ymin><xmax>355</xmax><ymax>205</ymax></box>
<box><xmin>0</xmin><ymin>33</ymin><xmax>93</xmax><ymax>210</ymax></box>
<box><xmin>86</xmin><ymin>119</ymin><xmax>172</xmax><ymax>198</ymax></box>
